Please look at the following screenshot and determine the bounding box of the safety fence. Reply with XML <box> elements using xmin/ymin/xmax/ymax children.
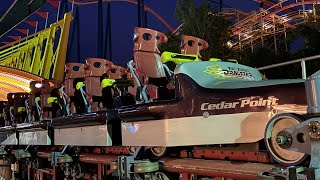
<box><xmin>0</xmin><ymin>12</ymin><xmax>73</xmax><ymax>81</ymax></box>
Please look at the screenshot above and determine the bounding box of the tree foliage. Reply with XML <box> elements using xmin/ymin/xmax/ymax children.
<box><xmin>159</xmin><ymin>32</ymin><xmax>180</xmax><ymax>53</ymax></box>
<box><xmin>160</xmin><ymin>0</ymin><xmax>233</xmax><ymax>60</ymax></box>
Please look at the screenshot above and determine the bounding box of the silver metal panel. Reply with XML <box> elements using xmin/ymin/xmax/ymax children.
<box><xmin>0</xmin><ymin>132</ymin><xmax>11</xmax><ymax>143</ymax></box>
<box><xmin>54</xmin><ymin>125</ymin><xmax>112</xmax><ymax>146</ymax></box>
<box><xmin>1</xmin><ymin>133</ymin><xmax>17</xmax><ymax>145</ymax></box>
<box><xmin>306</xmin><ymin>70</ymin><xmax>320</xmax><ymax>114</ymax></box>
<box><xmin>122</xmin><ymin>112</ymin><xmax>272</xmax><ymax>147</ymax></box>
<box><xmin>19</xmin><ymin>130</ymin><xmax>50</xmax><ymax>145</ymax></box>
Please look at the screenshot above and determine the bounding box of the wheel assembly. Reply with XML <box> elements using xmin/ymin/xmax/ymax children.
<box><xmin>126</xmin><ymin>146</ymin><xmax>137</xmax><ymax>155</ymax></box>
<box><xmin>264</xmin><ymin>113</ymin><xmax>308</xmax><ymax>166</ymax></box>
<box><xmin>149</xmin><ymin>147</ymin><xmax>167</xmax><ymax>158</ymax></box>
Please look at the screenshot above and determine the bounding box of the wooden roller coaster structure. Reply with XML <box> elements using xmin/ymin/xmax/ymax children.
<box><xmin>222</xmin><ymin>0</ymin><xmax>320</xmax><ymax>52</ymax></box>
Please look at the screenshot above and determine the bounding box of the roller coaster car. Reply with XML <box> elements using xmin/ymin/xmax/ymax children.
<box><xmin>121</xmin><ymin>28</ymin><xmax>304</xmax><ymax>159</ymax></box>
<box><xmin>0</xmin><ymin>80</ymin><xmax>68</xmax><ymax>146</ymax></box>
<box><xmin>0</xmin><ymin>27</ymin><xmax>311</xmax><ymax>166</ymax></box>
<box><xmin>120</xmin><ymin>33</ymin><xmax>307</xmax><ymax>160</ymax></box>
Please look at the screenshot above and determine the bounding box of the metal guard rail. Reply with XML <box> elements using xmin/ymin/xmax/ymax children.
<box><xmin>0</xmin><ymin>12</ymin><xmax>73</xmax><ymax>81</ymax></box>
<box><xmin>257</xmin><ymin>54</ymin><xmax>320</xmax><ymax>79</ymax></box>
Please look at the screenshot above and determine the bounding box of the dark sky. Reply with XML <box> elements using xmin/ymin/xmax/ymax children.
<box><xmin>0</xmin><ymin>0</ymin><xmax>304</xmax><ymax>66</ymax></box>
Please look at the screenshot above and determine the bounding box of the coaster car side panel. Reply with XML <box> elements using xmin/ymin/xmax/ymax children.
<box><xmin>120</xmin><ymin>70</ymin><xmax>307</xmax><ymax>146</ymax></box>
<box><xmin>18</xmin><ymin>130</ymin><xmax>51</xmax><ymax>145</ymax></box>
<box><xmin>0</xmin><ymin>125</ymin><xmax>17</xmax><ymax>145</ymax></box>
<box><xmin>54</xmin><ymin>124</ymin><xmax>111</xmax><ymax>146</ymax></box>
<box><xmin>52</xmin><ymin>111</ymin><xmax>118</xmax><ymax>146</ymax></box>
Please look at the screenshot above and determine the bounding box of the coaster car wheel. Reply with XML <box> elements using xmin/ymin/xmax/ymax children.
<box><xmin>264</xmin><ymin>113</ymin><xmax>308</xmax><ymax>166</ymax></box>
<box><xmin>148</xmin><ymin>146</ymin><xmax>167</xmax><ymax>158</ymax></box>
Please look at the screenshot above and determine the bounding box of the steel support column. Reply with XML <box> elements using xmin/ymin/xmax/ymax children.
<box><xmin>67</xmin><ymin>6</ymin><xmax>80</xmax><ymax>62</ymax></box>
<box><xmin>137</xmin><ymin>0</ymin><xmax>141</xmax><ymax>27</ymax></box>
<box><xmin>98</xmin><ymin>0</ymin><xmax>103</xmax><ymax>58</ymax></box>
<box><xmin>144</xmin><ymin>9</ymin><xmax>148</xmax><ymax>28</ymax></box>
<box><xmin>98</xmin><ymin>164</ymin><xmax>103</xmax><ymax>180</ymax></box>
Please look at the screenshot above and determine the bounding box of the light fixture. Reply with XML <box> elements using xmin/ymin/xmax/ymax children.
<box><xmin>35</xmin><ymin>83</ymin><xmax>42</xmax><ymax>88</ymax></box>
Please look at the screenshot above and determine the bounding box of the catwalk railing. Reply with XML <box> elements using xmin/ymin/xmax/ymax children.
<box><xmin>257</xmin><ymin>54</ymin><xmax>320</xmax><ymax>79</ymax></box>
<box><xmin>0</xmin><ymin>12</ymin><xmax>73</xmax><ymax>81</ymax></box>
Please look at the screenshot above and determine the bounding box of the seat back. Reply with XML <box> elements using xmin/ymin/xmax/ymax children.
<box><xmin>29</xmin><ymin>81</ymin><xmax>42</xmax><ymax>107</ymax></box>
<box><xmin>85</xmin><ymin>58</ymin><xmax>113</xmax><ymax>77</ymax></box>
<box><xmin>13</xmin><ymin>93</ymin><xmax>28</xmax><ymax>113</ymax></box>
<box><xmin>85</xmin><ymin>58</ymin><xmax>113</xmax><ymax>97</ymax></box>
<box><xmin>12</xmin><ymin>93</ymin><xmax>29</xmax><ymax>124</ymax></box>
<box><xmin>132</xmin><ymin>28</ymin><xmax>170</xmax><ymax>101</ymax></box>
<box><xmin>40</xmin><ymin>80</ymin><xmax>62</xmax><ymax>119</ymax></box>
<box><xmin>180</xmin><ymin>35</ymin><xmax>209</xmax><ymax>59</ymax></box>
<box><xmin>64</xmin><ymin>63</ymin><xmax>87</xmax><ymax>114</ymax></box>
<box><xmin>65</xmin><ymin>63</ymin><xmax>86</xmax><ymax>97</ymax></box>
<box><xmin>85</xmin><ymin>58</ymin><xmax>117</xmax><ymax>111</ymax></box>
<box><xmin>40</xmin><ymin>79</ymin><xmax>62</xmax><ymax>107</ymax></box>
<box><xmin>108</xmin><ymin>64</ymin><xmax>127</xmax><ymax>79</ymax></box>
<box><xmin>133</xmin><ymin>27</ymin><xmax>168</xmax><ymax>78</ymax></box>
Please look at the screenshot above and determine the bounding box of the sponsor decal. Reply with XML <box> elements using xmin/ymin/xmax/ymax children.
<box><xmin>201</xmin><ymin>97</ymin><xmax>279</xmax><ymax>110</ymax></box>
<box><xmin>204</xmin><ymin>65</ymin><xmax>254</xmax><ymax>80</ymax></box>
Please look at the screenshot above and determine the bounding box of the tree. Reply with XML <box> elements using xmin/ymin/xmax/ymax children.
<box><xmin>160</xmin><ymin>0</ymin><xmax>233</xmax><ymax>60</ymax></box>
<box><xmin>159</xmin><ymin>32</ymin><xmax>180</xmax><ymax>53</ymax></box>
<box><xmin>285</xmin><ymin>5</ymin><xmax>320</xmax><ymax>77</ymax></box>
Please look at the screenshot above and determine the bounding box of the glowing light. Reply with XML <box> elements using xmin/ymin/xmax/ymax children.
<box><xmin>226</xmin><ymin>41</ymin><xmax>233</xmax><ymax>48</ymax></box>
<box><xmin>35</xmin><ymin>83</ymin><xmax>42</xmax><ymax>88</ymax></box>
<box><xmin>0</xmin><ymin>67</ymin><xmax>43</xmax><ymax>100</ymax></box>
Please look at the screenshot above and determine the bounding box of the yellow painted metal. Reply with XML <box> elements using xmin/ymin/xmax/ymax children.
<box><xmin>76</xmin><ymin>82</ymin><xmax>84</xmax><ymax>90</ymax></box>
<box><xmin>161</xmin><ymin>51</ymin><xmax>200</xmax><ymax>64</ymax></box>
<box><xmin>101</xmin><ymin>78</ymin><xmax>116</xmax><ymax>88</ymax></box>
<box><xmin>52</xmin><ymin>13</ymin><xmax>73</xmax><ymax>81</ymax></box>
<box><xmin>47</xmin><ymin>97</ymin><xmax>58</xmax><ymax>104</ymax></box>
<box><xmin>0</xmin><ymin>13</ymin><xmax>72</xmax><ymax>100</ymax></box>
<box><xmin>0</xmin><ymin>12</ymin><xmax>73</xmax><ymax>81</ymax></box>
<box><xmin>18</xmin><ymin>107</ymin><xmax>26</xmax><ymax>112</ymax></box>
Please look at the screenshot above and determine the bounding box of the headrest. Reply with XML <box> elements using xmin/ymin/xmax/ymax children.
<box><xmin>133</xmin><ymin>27</ymin><xmax>168</xmax><ymax>53</ymax></box>
<box><xmin>180</xmin><ymin>35</ymin><xmax>209</xmax><ymax>59</ymax></box>
<box><xmin>85</xmin><ymin>58</ymin><xmax>114</xmax><ymax>77</ymax></box>
<box><xmin>41</xmin><ymin>80</ymin><xmax>62</xmax><ymax>94</ymax></box>
<box><xmin>65</xmin><ymin>63</ymin><xmax>86</xmax><ymax>79</ymax></box>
